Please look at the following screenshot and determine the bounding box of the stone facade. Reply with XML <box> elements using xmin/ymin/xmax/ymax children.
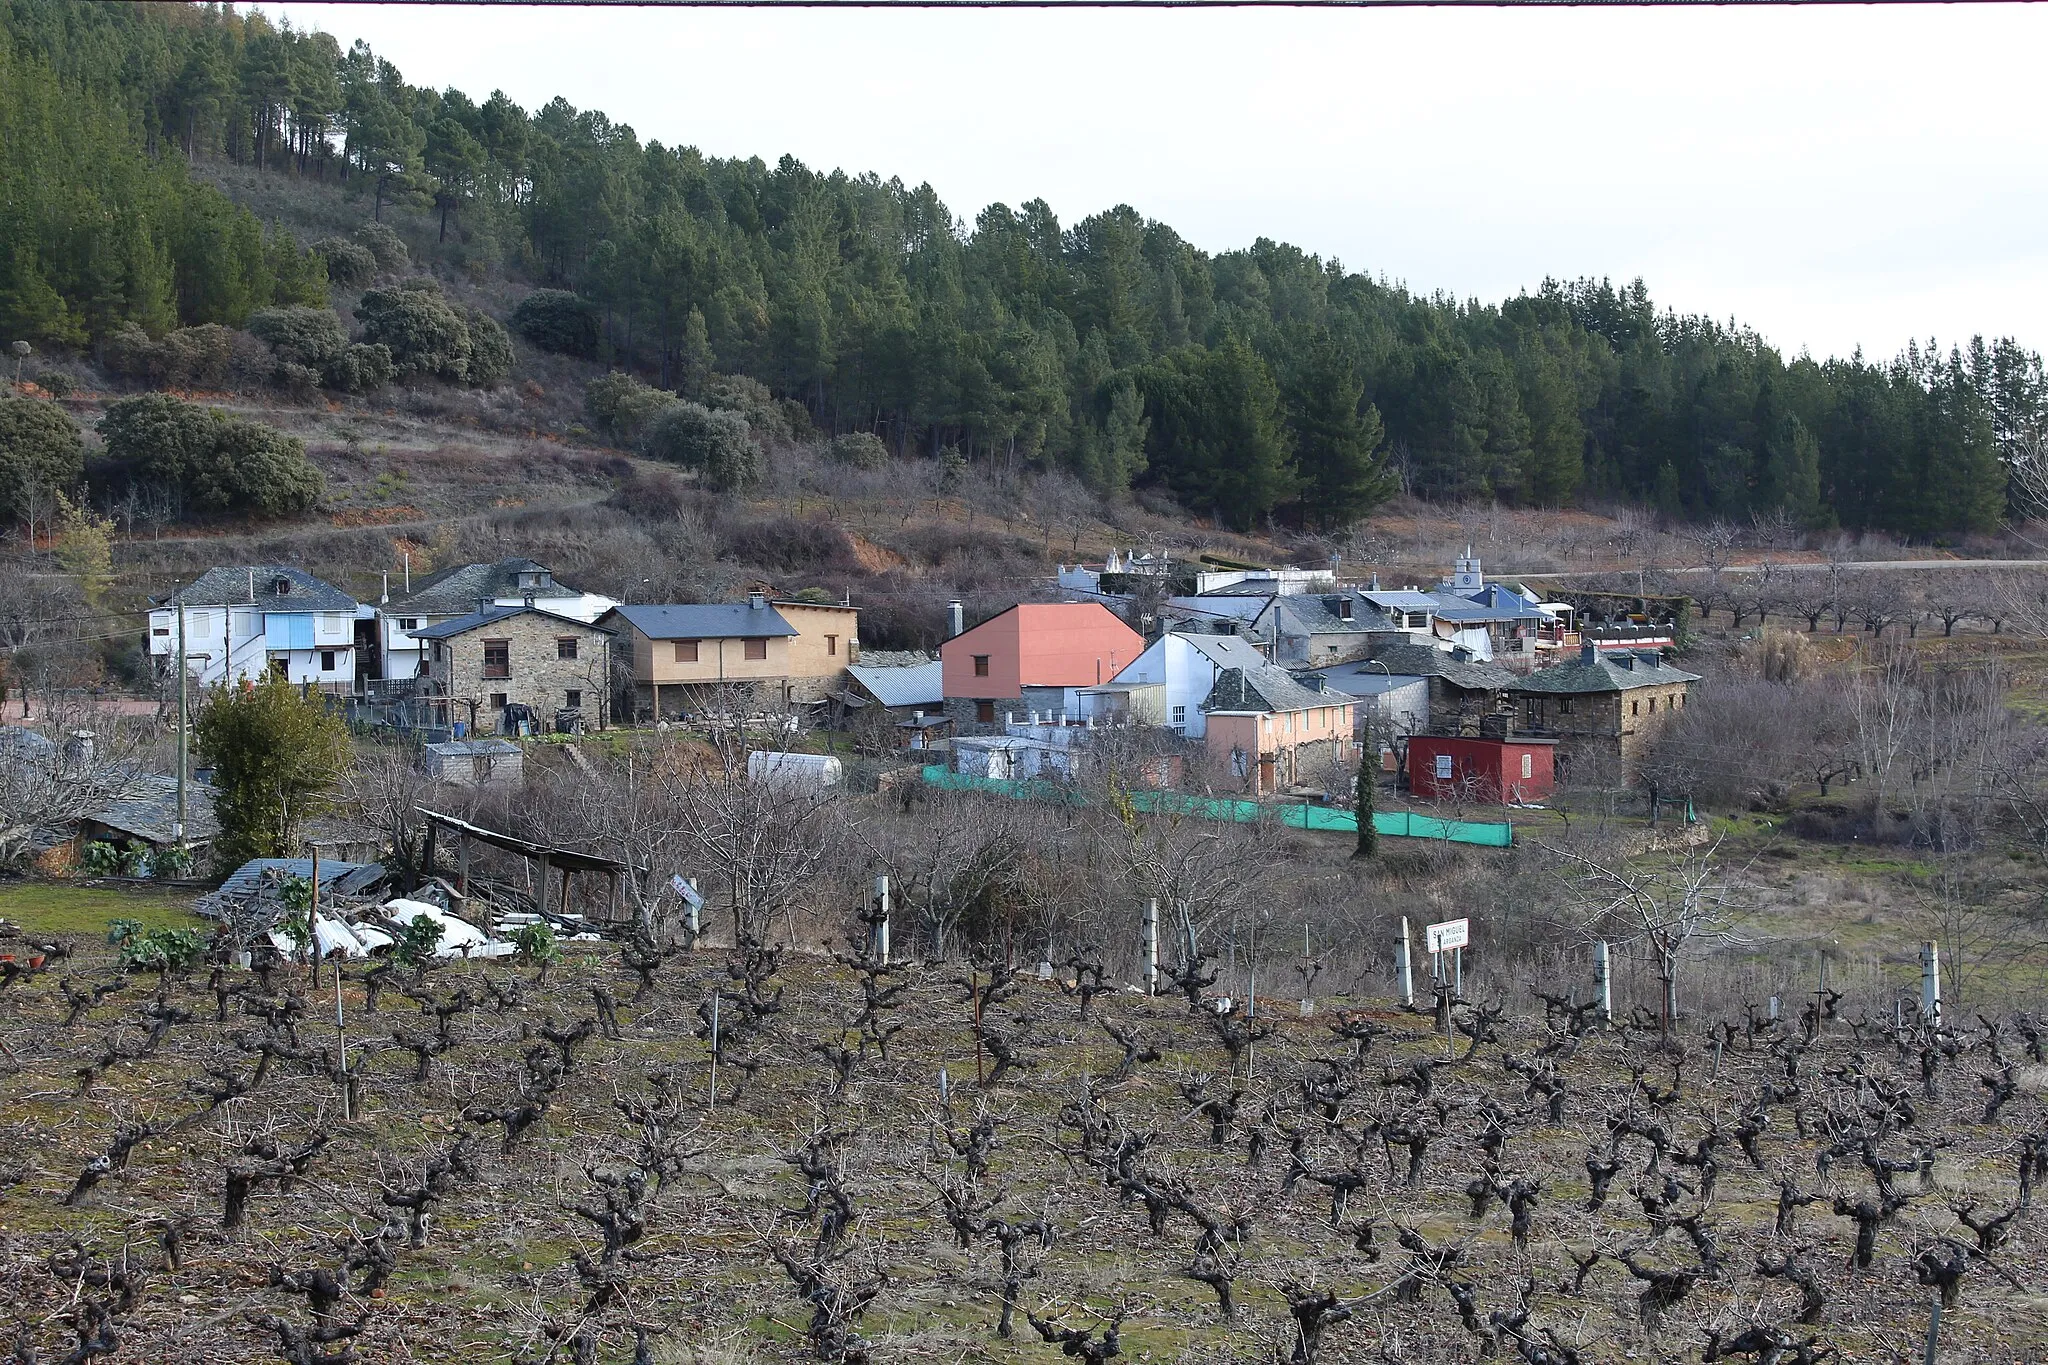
<box><xmin>422</xmin><ymin>610</ymin><xmax>615</xmax><ymax>731</ymax></box>
<box><xmin>1517</xmin><ymin>680</ymin><xmax>1692</xmax><ymax>779</ymax></box>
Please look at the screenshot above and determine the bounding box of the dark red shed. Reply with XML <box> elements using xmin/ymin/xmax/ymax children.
<box><xmin>1406</xmin><ymin>734</ymin><xmax>1557</xmax><ymax>804</ymax></box>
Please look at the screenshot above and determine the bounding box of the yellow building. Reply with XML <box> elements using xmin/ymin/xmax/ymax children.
<box><xmin>599</xmin><ymin>592</ymin><xmax>858</xmax><ymax>720</ymax></box>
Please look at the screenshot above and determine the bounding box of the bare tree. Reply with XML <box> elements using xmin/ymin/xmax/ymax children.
<box><xmin>0</xmin><ymin>708</ymin><xmax>150</xmax><ymax>870</ymax></box>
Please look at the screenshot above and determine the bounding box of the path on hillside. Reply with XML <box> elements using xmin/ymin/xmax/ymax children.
<box><xmin>1518</xmin><ymin>556</ymin><xmax>2048</xmax><ymax>581</ymax></box>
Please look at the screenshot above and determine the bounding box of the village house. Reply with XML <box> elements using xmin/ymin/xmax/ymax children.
<box><xmin>149</xmin><ymin>566</ymin><xmax>362</xmax><ymax>689</ymax></box>
<box><xmin>939</xmin><ymin>601</ymin><xmax>1144</xmax><ymax>732</ymax></box>
<box><xmin>600</xmin><ymin>593</ymin><xmax>857</xmax><ymax>719</ymax></box>
<box><xmin>1160</xmin><ymin>589</ymin><xmax>1396</xmax><ymax>666</ymax></box>
<box><xmin>1297</xmin><ymin>658</ymin><xmax>1431</xmax><ymax>744</ymax></box>
<box><xmin>1078</xmin><ymin>630</ymin><xmax>1268</xmax><ymax>737</ymax></box>
<box><xmin>377</xmin><ymin>558</ymin><xmax>616</xmax><ymax>682</ymax></box>
<box><xmin>1509</xmin><ymin>642</ymin><xmax>1700</xmax><ymax>782</ymax></box>
<box><xmin>1200</xmin><ymin>665</ymin><xmax>1354</xmax><ymax>795</ymax></box>
<box><xmin>1356</xmin><ymin>642</ymin><xmax>1518</xmax><ymax>735</ymax></box>
<box><xmin>414</xmin><ymin>603</ymin><xmax>616</xmax><ymax>734</ymax></box>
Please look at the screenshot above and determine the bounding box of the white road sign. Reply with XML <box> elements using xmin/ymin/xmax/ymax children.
<box><xmin>1425</xmin><ymin>918</ymin><xmax>1469</xmax><ymax>954</ymax></box>
<box><xmin>671</xmin><ymin>875</ymin><xmax>703</xmax><ymax>910</ymax></box>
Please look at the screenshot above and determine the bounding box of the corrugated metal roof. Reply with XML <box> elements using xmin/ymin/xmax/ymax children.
<box><xmin>217</xmin><ymin>857</ymin><xmax>373</xmax><ymax>898</ymax></box>
<box><xmin>1362</xmin><ymin>590</ymin><xmax>1441</xmax><ymax>612</ymax></box>
<box><xmin>847</xmin><ymin>660</ymin><xmax>944</xmax><ymax>708</ymax></box>
<box><xmin>606</xmin><ymin>603</ymin><xmax>798</xmax><ymax>640</ymax></box>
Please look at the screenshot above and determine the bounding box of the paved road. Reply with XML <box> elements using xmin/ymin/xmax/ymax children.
<box><xmin>1519</xmin><ymin>558</ymin><xmax>2048</xmax><ymax>580</ymax></box>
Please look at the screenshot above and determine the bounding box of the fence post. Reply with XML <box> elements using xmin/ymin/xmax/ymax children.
<box><xmin>1594</xmin><ymin>939</ymin><xmax>1613</xmax><ymax>1026</ymax></box>
<box><xmin>873</xmin><ymin>874</ymin><xmax>891</xmax><ymax>965</ymax></box>
<box><xmin>1397</xmin><ymin>916</ymin><xmax>1414</xmax><ymax>1009</ymax></box>
<box><xmin>1921</xmin><ymin>941</ymin><xmax>1941</xmax><ymax>1029</ymax></box>
<box><xmin>685</xmin><ymin>877</ymin><xmax>700</xmax><ymax>943</ymax></box>
<box><xmin>1143</xmin><ymin>899</ymin><xmax>1159</xmax><ymax>997</ymax></box>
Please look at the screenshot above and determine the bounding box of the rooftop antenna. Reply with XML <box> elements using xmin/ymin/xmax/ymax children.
<box><xmin>381</xmin><ymin>570</ymin><xmax>390</xmax><ymax>606</ymax></box>
<box><xmin>403</xmin><ymin>551</ymin><xmax>411</xmax><ymax>593</ymax></box>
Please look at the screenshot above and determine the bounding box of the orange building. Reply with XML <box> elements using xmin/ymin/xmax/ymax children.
<box><xmin>1201</xmin><ymin>666</ymin><xmax>1354</xmax><ymax>795</ymax></box>
<box><xmin>940</xmin><ymin>602</ymin><xmax>1144</xmax><ymax>729</ymax></box>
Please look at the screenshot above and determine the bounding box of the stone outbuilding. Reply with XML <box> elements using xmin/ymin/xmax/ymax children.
<box><xmin>413</xmin><ymin>603</ymin><xmax>616</xmax><ymax>735</ymax></box>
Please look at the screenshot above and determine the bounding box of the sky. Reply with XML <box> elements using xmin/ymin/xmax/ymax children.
<box><xmin>262</xmin><ymin>1</ymin><xmax>2048</xmax><ymax>363</ymax></box>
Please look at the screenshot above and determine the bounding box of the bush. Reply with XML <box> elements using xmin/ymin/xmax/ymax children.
<box><xmin>829</xmin><ymin>431</ymin><xmax>889</xmax><ymax>470</ymax></box>
<box><xmin>106</xmin><ymin>918</ymin><xmax>206</xmax><ymax>974</ymax></box>
<box><xmin>702</xmin><ymin>372</ymin><xmax>790</xmax><ymax>441</ymax></box>
<box><xmin>247</xmin><ymin>306</ymin><xmax>348</xmax><ymax>371</ymax></box>
<box><xmin>98</xmin><ymin>394</ymin><xmax>323</xmax><ymax>518</ymax></box>
<box><xmin>354</xmin><ymin>221</ymin><xmax>410</xmax><ymax>272</ymax></box>
<box><xmin>512</xmin><ymin>289</ymin><xmax>600</xmax><ymax>356</ymax></box>
<box><xmin>356</xmin><ymin>286</ymin><xmax>471</xmax><ymax>382</ymax></box>
<box><xmin>0</xmin><ymin>395</ymin><xmax>84</xmax><ymax>524</ymax></box>
<box><xmin>462</xmin><ymin>307</ymin><xmax>515</xmax><ymax>387</ymax></box>
<box><xmin>313</xmin><ymin>237</ymin><xmax>377</xmax><ymax>287</ymax></box>
<box><xmin>331</xmin><ymin>342</ymin><xmax>395</xmax><ymax>394</ymax></box>
<box><xmin>101</xmin><ymin>324</ymin><xmax>262</xmax><ymax>389</ymax></box>
<box><xmin>642</xmin><ymin>401</ymin><xmax>759</xmax><ymax>491</ymax></box>
<box><xmin>584</xmin><ymin>371</ymin><xmax>678</xmax><ymax>445</ymax></box>
<box><xmin>394</xmin><ymin>912</ymin><xmax>445</xmax><ymax>967</ymax></box>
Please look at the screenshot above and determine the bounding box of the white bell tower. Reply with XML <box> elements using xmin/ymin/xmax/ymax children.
<box><xmin>1453</xmin><ymin>545</ymin><xmax>1484</xmax><ymax>593</ymax></box>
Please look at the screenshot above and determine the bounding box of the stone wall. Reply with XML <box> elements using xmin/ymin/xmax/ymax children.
<box><xmin>427</xmin><ymin>615</ymin><xmax>613</xmax><ymax>727</ymax></box>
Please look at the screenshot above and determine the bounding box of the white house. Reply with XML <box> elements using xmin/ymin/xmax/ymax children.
<box><xmin>149</xmin><ymin>566</ymin><xmax>360</xmax><ymax>688</ymax></box>
<box><xmin>377</xmin><ymin>558</ymin><xmax>618</xmax><ymax>682</ymax></box>
<box><xmin>1078</xmin><ymin>631</ymin><xmax>1269</xmax><ymax>739</ymax></box>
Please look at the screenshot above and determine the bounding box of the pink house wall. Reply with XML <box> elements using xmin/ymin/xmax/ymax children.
<box><xmin>942</xmin><ymin>603</ymin><xmax>1143</xmax><ymax>699</ymax></box>
<box><xmin>1203</xmin><ymin>701</ymin><xmax>1355</xmax><ymax>793</ymax></box>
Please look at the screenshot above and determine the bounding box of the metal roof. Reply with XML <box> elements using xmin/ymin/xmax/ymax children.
<box><xmin>1362</xmin><ymin>589</ymin><xmax>1441</xmax><ymax>612</ymax></box>
<box><xmin>425</xmin><ymin>739</ymin><xmax>522</xmax><ymax>757</ymax></box>
<box><xmin>847</xmin><ymin>659</ymin><xmax>944</xmax><ymax>709</ymax></box>
<box><xmin>217</xmin><ymin>857</ymin><xmax>375</xmax><ymax>898</ymax></box>
<box><xmin>605</xmin><ymin>603</ymin><xmax>798</xmax><ymax>640</ymax></box>
<box><xmin>410</xmin><ymin>603</ymin><xmax>613</xmax><ymax>640</ymax></box>
<box><xmin>1301</xmin><ymin>663</ymin><xmax>1432</xmax><ymax>698</ymax></box>
<box><xmin>1177</xmin><ymin>633</ymin><xmax>1268</xmax><ymax>669</ymax></box>
<box><xmin>160</xmin><ymin>565</ymin><xmax>357</xmax><ymax>612</ymax></box>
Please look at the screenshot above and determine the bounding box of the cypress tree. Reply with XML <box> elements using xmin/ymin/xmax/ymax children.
<box><xmin>1353</xmin><ymin>724</ymin><xmax>1378</xmax><ymax>860</ymax></box>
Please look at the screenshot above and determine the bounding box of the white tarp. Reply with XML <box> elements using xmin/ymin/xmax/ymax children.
<box><xmin>382</xmin><ymin>899</ymin><xmax>516</xmax><ymax>958</ymax></box>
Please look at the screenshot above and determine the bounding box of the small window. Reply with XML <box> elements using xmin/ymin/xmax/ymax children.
<box><xmin>482</xmin><ymin>640</ymin><xmax>511</xmax><ymax>678</ymax></box>
<box><xmin>431</xmin><ymin>642</ymin><xmax>444</xmax><ymax>663</ymax></box>
<box><xmin>1631</xmin><ymin>699</ymin><xmax>1639</xmax><ymax>716</ymax></box>
<box><xmin>1559</xmin><ymin>697</ymin><xmax>1574</xmax><ymax>715</ymax></box>
<box><xmin>976</xmin><ymin>700</ymin><xmax>995</xmax><ymax>724</ymax></box>
<box><xmin>1520</xmin><ymin>753</ymin><xmax>1533</xmax><ymax>780</ymax></box>
<box><xmin>153</xmin><ymin>626</ymin><xmax>170</xmax><ymax>637</ymax></box>
<box><xmin>320</xmin><ymin>650</ymin><xmax>336</xmax><ymax>671</ymax></box>
<box><xmin>566</xmin><ymin>689</ymin><xmax>582</xmax><ymax>709</ymax></box>
<box><xmin>973</xmin><ymin>654</ymin><xmax>991</xmax><ymax>678</ymax></box>
<box><xmin>826</xmin><ymin>634</ymin><xmax>838</xmax><ymax>656</ymax></box>
<box><xmin>674</xmin><ymin>639</ymin><xmax>699</xmax><ymax>663</ymax></box>
<box><xmin>1170</xmin><ymin>704</ymin><xmax>1187</xmax><ymax>728</ymax></box>
<box><xmin>1434</xmin><ymin>754</ymin><xmax>1453</xmax><ymax>780</ymax></box>
<box><xmin>556</xmin><ymin>637</ymin><xmax>578</xmax><ymax>660</ymax></box>
<box><xmin>399</xmin><ymin>617</ymin><xmax>418</xmax><ymax>631</ymax></box>
<box><xmin>744</xmin><ymin>638</ymin><xmax>768</xmax><ymax>661</ymax></box>
<box><xmin>489</xmin><ymin>692</ymin><xmax>507</xmax><ymax>709</ymax></box>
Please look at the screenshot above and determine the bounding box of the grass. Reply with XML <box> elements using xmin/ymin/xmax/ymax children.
<box><xmin>0</xmin><ymin>881</ymin><xmax>207</xmax><ymax>938</ymax></box>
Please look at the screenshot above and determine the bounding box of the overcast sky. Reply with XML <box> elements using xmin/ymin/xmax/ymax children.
<box><xmin>265</xmin><ymin>2</ymin><xmax>2047</xmax><ymax>363</ymax></box>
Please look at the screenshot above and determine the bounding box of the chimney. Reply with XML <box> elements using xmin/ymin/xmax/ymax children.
<box><xmin>476</xmin><ymin>597</ymin><xmax>491</xmax><ymax>616</ymax></box>
<box><xmin>947</xmin><ymin>600</ymin><xmax>964</xmax><ymax>637</ymax></box>
<box><xmin>522</xmin><ymin>592</ymin><xmax>536</xmax><ymax>608</ymax></box>
<box><xmin>1580</xmin><ymin>641</ymin><xmax>1597</xmax><ymax>665</ymax></box>
<box><xmin>749</xmin><ymin>590</ymin><xmax>766</xmax><ymax>611</ymax></box>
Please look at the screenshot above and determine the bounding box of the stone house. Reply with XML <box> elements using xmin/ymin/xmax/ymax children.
<box><xmin>1362</xmin><ymin>642</ymin><xmax>1519</xmax><ymax>734</ymax></box>
<box><xmin>1509</xmin><ymin>643</ymin><xmax>1700</xmax><ymax>783</ymax></box>
<box><xmin>414</xmin><ymin>603</ymin><xmax>616</xmax><ymax>734</ymax></box>
<box><xmin>379</xmin><ymin>558</ymin><xmax>616</xmax><ymax>682</ymax></box>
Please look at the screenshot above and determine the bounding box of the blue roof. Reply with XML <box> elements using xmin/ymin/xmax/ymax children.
<box><xmin>605</xmin><ymin>604</ymin><xmax>798</xmax><ymax>640</ymax></box>
<box><xmin>217</xmin><ymin>857</ymin><xmax>374</xmax><ymax>897</ymax></box>
<box><xmin>411</xmin><ymin>603</ymin><xmax>609</xmax><ymax>640</ymax></box>
<box><xmin>847</xmin><ymin>660</ymin><xmax>944</xmax><ymax>708</ymax></box>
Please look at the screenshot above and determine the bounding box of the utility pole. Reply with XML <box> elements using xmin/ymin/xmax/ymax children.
<box><xmin>174</xmin><ymin>588</ymin><xmax>188</xmax><ymax>851</ymax></box>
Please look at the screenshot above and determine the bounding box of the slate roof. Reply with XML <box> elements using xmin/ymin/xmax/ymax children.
<box><xmin>1364</xmin><ymin>643</ymin><xmax>1518</xmax><ymax>692</ymax></box>
<box><xmin>0</xmin><ymin>726</ymin><xmax>57</xmax><ymax>760</ymax></box>
<box><xmin>85</xmin><ymin>774</ymin><xmax>219</xmax><ymax>846</ymax></box>
<box><xmin>387</xmin><ymin>559</ymin><xmax>581</xmax><ymax>616</ymax></box>
<box><xmin>424</xmin><ymin>739</ymin><xmax>522</xmax><ymax>758</ymax></box>
<box><xmin>410</xmin><ymin>602</ymin><xmax>613</xmax><ymax>640</ymax></box>
<box><xmin>1201</xmin><ymin>665</ymin><xmax>1341</xmax><ymax>715</ymax></box>
<box><xmin>1272</xmin><ymin>593</ymin><xmax>1397</xmax><ymax>636</ymax></box>
<box><xmin>604</xmin><ymin>604</ymin><xmax>798</xmax><ymax>640</ymax></box>
<box><xmin>1512</xmin><ymin>650</ymin><xmax>1701</xmax><ymax>695</ymax></box>
<box><xmin>160</xmin><ymin>566</ymin><xmax>357</xmax><ymax>612</ymax></box>
<box><xmin>846</xmin><ymin>660</ymin><xmax>945</xmax><ymax>709</ymax></box>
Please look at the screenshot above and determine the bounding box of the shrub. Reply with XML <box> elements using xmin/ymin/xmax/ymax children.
<box><xmin>195</xmin><ymin>673</ymin><xmax>352</xmax><ymax>870</ymax></box>
<box><xmin>98</xmin><ymin>394</ymin><xmax>323</xmax><ymax>518</ymax></box>
<box><xmin>81</xmin><ymin>840</ymin><xmax>125</xmax><ymax>876</ymax></box>
<box><xmin>395</xmin><ymin>912</ymin><xmax>446</xmax><ymax>967</ymax></box>
<box><xmin>702</xmin><ymin>372</ymin><xmax>789</xmax><ymax>441</ymax></box>
<box><xmin>356</xmin><ymin>286</ymin><xmax>471</xmax><ymax>381</ymax></box>
<box><xmin>512</xmin><ymin>289</ymin><xmax>600</xmax><ymax>356</ymax></box>
<box><xmin>829</xmin><ymin>431</ymin><xmax>889</xmax><ymax>470</ymax></box>
<box><xmin>313</xmin><ymin>237</ymin><xmax>377</xmax><ymax>287</ymax></box>
<box><xmin>100</xmin><ymin>324</ymin><xmax>261</xmax><ymax>389</ymax></box>
<box><xmin>584</xmin><ymin>371</ymin><xmax>678</xmax><ymax>445</ymax></box>
<box><xmin>106</xmin><ymin>919</ymin><xmax>206</xmax><ymax>974</ymax></box>
<box><xmin>331</xmin><ymin>342</ymin><xmax>395</xmax><ymax>394</ymax></box>
<box><xmin>462</xmin><ymin>307</ymin><xmax>515</xmax><ymax>387</ymax></box>
<box><xmin>0</xmin><ymin>395</ymin><xmax>84</xmax><ymax>524</ymax></box>
<box><xmin>641</xmin><ymin>401</ymin><xmax>759</xmax><ymax>491</ymax></box>
<box><xmin>247</xmin><ymin>306</ymin><xmax>348</xmax><ymax>371</ymax></box>
<box><xmin>354</xmin><ymin>221</ymin><xmax>410</xmax><ymax>272</ymax></box>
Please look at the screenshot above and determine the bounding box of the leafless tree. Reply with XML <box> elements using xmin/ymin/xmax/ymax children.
<box><xmin>0</xmin><ymin>707</ymin><xmax>152</xmax><ymax>870</ymax></box>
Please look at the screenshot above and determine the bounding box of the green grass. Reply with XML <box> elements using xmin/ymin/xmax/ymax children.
<box><xmin>0</xmin><ymin>881</ymin><xmax>206</xmax><ymax>938</ymax></box>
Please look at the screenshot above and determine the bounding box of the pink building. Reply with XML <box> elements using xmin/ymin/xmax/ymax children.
<box><xmin>941</xmin><ymin>602</ymin><xmax>1145</xmax><ymax>728</ymax></box>
<box><xmin>1201</xmin><ymin>667</ymin><xmax>1354</xmax><ymax>795</ymax></box>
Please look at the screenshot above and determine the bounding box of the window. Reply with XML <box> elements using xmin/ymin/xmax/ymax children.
<box><xmin>1170</xmin><ymin>704</ymin><xmax>1187</xmax><ymax>729</ymax></box>
<box><xmin>489</xmin><ymin>693</ymin><xmax>508</xmax><ymax>709</ymax></box>
<box><xmin>566</xmin><ymin>689</ymin><xmax>582</xmax><ymax>709</ymax></box>
<box><xmin>744</xmin><ymin>638</ymin><xmax>768</xmax><ymax>661</ymax></box>
<box><xmin>674</xmin><ymin>639</ymin><xmax>699</xmax><ymax>663</ymax></box>
<box><xmin>152</xmin><ymin>626</ymin><xmax>169</xmax><ymax>637</ymax></box>
<box><xmin>1520</xmin><ymin>753</ymin><xmax>1534</xmax><ymax>780</ymax></box>
<box><xmin>826</xmin><ymin>634</ymin><xmax>838</xmax><ymax>656</ymax></box>
<box><xmin>431</xmin><ymin>642</ymin><xmax>444</xmax><ymax>663</ymax></box>
<box><xmin>320</xmin><ymin>650</ymin><xmax>336</xmax><ymax>671</ymax></box>
<box><xmin>482</xmin><ymin>639</ymin><xmax>510</xmax><ymax>678</ymax></box>
<box><xmin>557</xmin><ymin>637</ymin><xmax>579</xmax><ymax>661</ymax></box>
<box><xmin>399</xmin><ymin>618</ymin><xmax>418</xmax><ymax>631</ymax></box>
<box><xmin>1434</xmin><ymin>754</ymin><xmax>1454</xmax><ymax>780</ymax></box>
<box><xmin>1558</xmin><ymin>697</ymin><xmax>1574</xmax><ymax>715</ymax></box>
<box><xmin>1631</xmin><ymin>699</ymin><xmax>1639</xmax><ymax>716</ymax></box>
<box><xmin>976</xmin><ymin>700</ymin><xmax>995</xmax><ymax>724</ymax></box>
<box><xmin>973</xmin><ymin>654</ymin><xmax>991</xmax><ymax>678</ymax></box>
